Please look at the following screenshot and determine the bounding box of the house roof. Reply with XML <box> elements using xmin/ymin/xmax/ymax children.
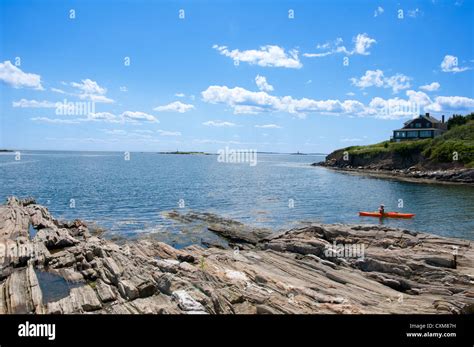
<box><xmin>403</xmin><ymin>114</ymin><xmax>441</xmax><ymax>126</ymax></box>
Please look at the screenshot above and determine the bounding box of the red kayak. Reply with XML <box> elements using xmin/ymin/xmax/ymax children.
<box><xmin>359</xmin><ymin>211</ymin><xmax>415</xmax><ymax>219</ymax></box>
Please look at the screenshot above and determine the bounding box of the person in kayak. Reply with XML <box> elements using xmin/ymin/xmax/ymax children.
<box><xmin>378</xmin><ymin>204</ymin><xmax>385</xmax><ymax>216</ymax></box>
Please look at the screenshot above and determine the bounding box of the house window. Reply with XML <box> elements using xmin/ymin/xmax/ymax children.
<box><xmin>407</xmin><ymin>131</ymin><xmax>418</xmax><ymax>138</ymax></box>
<box><xmin>420</xmin><ymin>130</ymin><xmax>432</xmax><ymax>137</ymax></box>
<box><xmin>426</xmin><ymin>122</ymin><xmax>431</xmax><ymax>127</ymax></box>
<box><xmin>415</xmin><ymin>123</ymin><xmax>421</xmax><ymax>128</ymax></box>
<box><xmin>396</xmin><ymin>131</ymin><xmax>406</xmax><ymax>137</ymax></box>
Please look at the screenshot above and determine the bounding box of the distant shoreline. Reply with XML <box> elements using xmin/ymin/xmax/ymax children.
<box><xmin>313</xmin><ymin>163</ymin><xmax>474</xmax><ymax>186</ymax></box>
<box><xmin>0</xmin><ymin>149</ymin><xmax>328</xmax><ymax>156</ymax></box>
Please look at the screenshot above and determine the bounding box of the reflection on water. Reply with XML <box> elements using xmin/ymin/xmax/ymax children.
<box><xmin>35</xmin><ymin>270</ymin><xmax>83</xmax><ymax>303</ymax></box>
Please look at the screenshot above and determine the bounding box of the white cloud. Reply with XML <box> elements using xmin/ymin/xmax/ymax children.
<box><xmin>175</xmin><ymin>92</ymin><xmax>185</xmax><ymax>97</ymax></box>
<box><xmin>12</xmin><ymin>99</ymin><xmax>56</xmax><ymax>108</ymax></box>
<box><xmin>366</xmin><ymin>90</ymin><xmax>474</xmax><ymax>119</ymax></box>
<box><xmin>70</xmin><ymin>79</ymin><xmax>114</xmax><ymax>103</ymax></box>
<box><xmin>440</xmin><ymin>55</ymin><xmax>470</xmax><ymax>73</ymax></box>
<box><xmin>419</xmin><ymin>82</ymin><xmax>440</xmax><ymax>92</ymax></box>
<box><xmin>201</xmin><ymin>85</ymin><xmax>365</xmax><ymax>117</ymax></box>
<box><xmin>255</xmin><ymin>75</ymin><xmax>274</xmax><ymax>92</ymax></box>
<box><xmin>350</xmin><ymin>70</ymin><xmax>411</xmax><ymax>93</ymax></box>
<box><xmin>254</xmin><ymin>124</ymin><xmax>282</xmax><ymax>129</ymax></box>
<box><xmin>153</xmin><ymin>101</ymin><xmax>195</xmax><ymax>113</ymax></box>
<box><xmin>79</xmin><ymin>94</ymin><xmax>114</xmax><ymax>103</ymax></box>
<box><xmin>87</xmin><ymin>112</ymin><xmax>120</xmax><ymax>122</ymax></box>
<box><xmin>51</xmin><ymin>87</ymin><xmax>66</xmax><ymax>94</ymax></box>
<box><xmin>31</xmin><ymin>117</ymin><xmax>80</xmax><ymax>124</ymax></box>
<box><xmin>408</xmin><ymin>8</ymin><xmax>421</xmax><ymax>18</ymax></box>
<box><xmin>427</xmin><ymin>96</ymin><xmax>474</xmax><ymax>112</ymax></box>
<box><xmin>346</xmin><ymin>92</ymin><xmax>356</xmax><ymax>96</ymax></box>
<box><xmin>385</xmin><ymin>74</ymin><xmax>412</xmax><ymax>94</ymax></box>
<box><xmin>202</xmin><ymin>83</ymin><xmax>474</xmax><ymax>121</ymax></box>
<box><xmin>121</xmin><ymin>111</ymin><xmax>158</xmax><ymax>122</ymax></box>
<box><xmin>157</xmin><ymin>129</ymin><xmax>181</xmax><ymax>136</ymax></box>
<box><xmin>87</xmin><ymin>111</ymin><xmax>158</xmax><ymax>123</ymax></box>
<box><xmin>374</xmin><ymin>6</ymin><xmax>384</xmax><ymax>17</ymax></box>
<box><xmin>304</xmin><ymin>33</ymin><xmax>376</xmax><ymax>58</ymax></box>
<box><xmin>0</xmin><ymin>61</ymin><xmax>43</xmax><ymax>90</ymax></box>
<box><xmin>213</xmin><ymin>44</ymin><xmax>302</xmax><ymax>68</ymax></box>
<box><xmin>353</xmin><ymin>33</ymin><xmax>377</xmax><ymax>55</ymax></box>
<box><xmin>203</xmin><ymin>120</ymin><xmax>237</xmax><ymax>127</ymax></box>
<box><xmin>71</xmin><ymin>79</ymin><xmax>105</xmax><ymax>95</ymax></box>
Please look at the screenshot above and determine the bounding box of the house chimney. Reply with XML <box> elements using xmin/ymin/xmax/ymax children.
<box><xmin>442</xmin><ymin>115</ymin><xmax>445</xmax><ymax>123</ymax></box>
<box><xmin>425</xmin><ymin>112</ymin><xmax>430</xmax><ymax>118</ymax></box>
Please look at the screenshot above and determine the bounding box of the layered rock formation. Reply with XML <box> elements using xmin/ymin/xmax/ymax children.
<box><xmin>0</xmin><ymin>197</ymin><xmax>472</xmax><ymax>314</ymax></box>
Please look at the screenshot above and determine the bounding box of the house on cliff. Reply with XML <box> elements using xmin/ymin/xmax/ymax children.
<box><xmin>392</xmin><ymin>113</ymin><xmax>448</xmax><ymax>142</ymax></box>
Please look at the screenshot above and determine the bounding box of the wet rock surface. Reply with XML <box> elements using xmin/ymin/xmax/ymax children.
<box><xmin>0</xmin><ymin>197</ymin><xmax>473</xmax><ymax>314</ymax></box>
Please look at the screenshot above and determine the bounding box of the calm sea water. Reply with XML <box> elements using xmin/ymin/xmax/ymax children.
<box><xmin>1</xmin><ymin>151</ymin><xmax>473</xmax><ymax>243</ymax></box>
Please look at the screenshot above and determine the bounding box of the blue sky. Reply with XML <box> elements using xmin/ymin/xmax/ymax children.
<box><xmin>0</xmin><ymin>0</ymin><xmax>473</xmax><ymax>153</ymax></box>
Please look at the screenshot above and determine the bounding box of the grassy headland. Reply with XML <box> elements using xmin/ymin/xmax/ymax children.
<box><xmin>320</xmin><ymin>116</ymin><xmax>474</xmax><ymax>170</ymax></box>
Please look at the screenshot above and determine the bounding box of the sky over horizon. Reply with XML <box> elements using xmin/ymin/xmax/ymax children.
<box><xmin>0</xmin><ymin>0</ymin><xmax>473</xmax><ymax>153</ymax></box>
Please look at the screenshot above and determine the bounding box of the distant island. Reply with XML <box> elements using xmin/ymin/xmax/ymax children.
<box><xmin>158</xmin><ymin>151</ymin><xmax>213</xmax><ymax>155</ymax></box>
<box><xmin>314</xmin><ymin>113</ymin><xmax>474</xmax><ymax>184</ymax></box>
<box><xmin>0</xmin><ymin>149</ymin><xmax>14</xmax><ymax>152</ymax></box>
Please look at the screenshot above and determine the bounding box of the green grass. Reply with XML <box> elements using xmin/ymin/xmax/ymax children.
<box><xmin>424</xmin><ymin>120</ymin><xmax>474</xmax><ymax>165</ymax></box>
<box><xmin>338</xmin><ymin>120</ymin><xmax>474</xmax><ymax>167</ymax></box>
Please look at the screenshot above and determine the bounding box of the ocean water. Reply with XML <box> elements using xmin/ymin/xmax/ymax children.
<box><xmin>0</xmin><ymin>151</ymin><xmax>473</xmax><ymax>243</ymax></box>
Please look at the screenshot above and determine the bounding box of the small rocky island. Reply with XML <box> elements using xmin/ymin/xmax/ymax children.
<box><xmin>0</xmin><ymin>197</ymin><xmax>472</xmax><ymax>314</ymax></box>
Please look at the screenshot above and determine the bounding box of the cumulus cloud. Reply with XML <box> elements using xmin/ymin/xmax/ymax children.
<box><xmin>419</xmin><ymin>82</ymin><xmax>440</xmax><ymax>92</ymax></box>
<box><xmin>202</xmin><ymin>83</ymin><xmax>474</xmax><ymax>121</ymax></box>
<box><xmin>213</xmin><ymin>44</ymin><xmax>302</xmax><ymax>69</ymax></box>
<box><xmin>426</xmin><ymin>96</ymin><xmax>474</xmax><ymax>112</ymax></box>
<box><xmin>366</xmin><ymin>90</ymin><xmax>474</xmax><ymax>119</ymax></box>
<box><xmin>255</xmin><ymin>75</ymin><xmax>274</xmax><ymax>92</ymax></box>
<box><xmin>121</xmin><ymin>111</ymin><xmax>158</xmax><ymax>122</ymax></box>
<box><xmin>203</xmin><ymin>120</ymin><xmax>237</xmax><ymax>127</ymax></box>
<box><xmin>254</xmin><ymin>124</ymin><xmax>282</xmax><ymax>129</ymax></box>
<box><xmin>201</xmin><ymin>85</ymin><xmax>365</xmax><ymax>117</ymax></box>
<box><xmin>13</xmin><ymin>99</ymin><xmax>56</xmax><ymax>108</ymax></box>
<box><xmin>70</xmin><ymin>79</ymin><xmax>114</xmax><ymax>103</ymax></box>
<box><xmin>86</xmin><ymin>111</ymin><xmax>159</xmax><ymax>123</ymax></box>
<box><xmin>304</xmin><ymin>33</ymin><xmax>376</xmax><ymax>58</ymax></box>
<box><xmin>353</xmin><ymin>34</ymin><xmax>377</xmax><ymax>55</ymax></box>
<box><xmin>350</xmin><ymin>70</ymin><xmax>411</xmax><ymax>93</ymax></box>
<box><xmin>374</xmin><ymin>6</ymin><xmax>384</xmax><ymax>17</ymax></box>
<box><xmin>440</xmin><ymin>55</ymin><xmax>470</xmax><ymax>73</ymax></box>
<box><xmin>153</xmin><ymin>101</ymin><xmax>195</xmax><ymax>113</ymax></box>
<box><xmin>0</xmin><ymin>61</ymin><xmax>43</xmax><ymax>90</ymax></box>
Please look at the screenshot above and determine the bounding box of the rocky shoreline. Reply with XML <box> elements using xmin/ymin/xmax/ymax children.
<box><xmin>313</xmin><ymin>161</ymin><xmax>474</xmax><ymax>185</ymax></box>
<box><xmin>0</xmin><ymin>197</ymin><xmax>473</xmax><ymax>314</ymax></box>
